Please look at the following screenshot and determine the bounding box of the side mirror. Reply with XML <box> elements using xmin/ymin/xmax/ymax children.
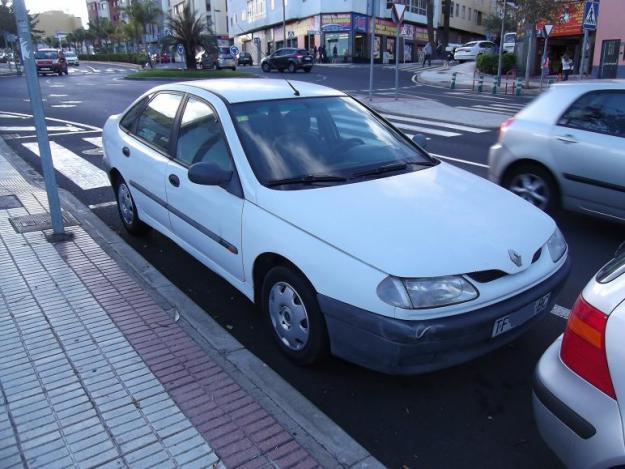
<box><xmin>412</xmin><ymin>134</ymin><xmax>428</xmax><ymax>149</ymax></box>
<box><xmin>188</xmin><ymin>162</ymin><xmax>232</xmax><ymax>187</ymax></box>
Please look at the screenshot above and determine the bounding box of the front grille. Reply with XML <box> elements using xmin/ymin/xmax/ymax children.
<box><xmin>467</xmin><ymin>270</ymin><xmax>507</xmax><ymax>283</ymax></box>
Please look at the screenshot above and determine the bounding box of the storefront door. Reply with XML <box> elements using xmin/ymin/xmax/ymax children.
<box><xmin>599</xmin><ymin>39</ymin><xmax>620</xmax><ymax>78</ymax></box>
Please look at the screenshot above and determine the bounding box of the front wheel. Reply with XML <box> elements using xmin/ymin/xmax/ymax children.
<box><xmin>116</xmin><ymin>178</ymin><xmax>150</xmax><ymax>235</ymax></box>
<box><xmin>503</xmin><ymin>164</ymin><xmax>559</xmax><ymax>213</ymax></box>
<box><xmin>261</xmin><ymin>266</ymin><xmax>329</xmax><ymax>365</ymax></box>
<box><xmin>288</xmin><ymin>62</ymin><xmax>296</xmax><ymax>73</ymax></box>
<box><xmin>261</xmin><ymin>62</ymin><xmax>270</xmax><ymax>72</ymax></box>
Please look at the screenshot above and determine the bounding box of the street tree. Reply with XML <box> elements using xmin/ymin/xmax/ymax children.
<box><xmin>168</xmin><ymin>2</ymin><xmax>206</xmax><ymax>69</ymax></box>
<box><xmin>440</xmin><ymin>0</ymin><xmax>452</xmax><ymax>48</ymax></box>
<box><xmin>0</xmin><ymin>0</ymin><xmax>42</xmax><ymax>47</ymax></box>
<box><xmin>425</xmin><ymin>0</ymin><xmax>435</xmax><ymax>46</ymax></box>
<box><xmin>121</xmin><ymin>0</ymin><xmax>162</xmax><ymax>48</ymax></box>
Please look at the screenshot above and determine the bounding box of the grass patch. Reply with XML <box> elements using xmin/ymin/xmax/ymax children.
<box><xmin>126</xmin><ymin>69</ymin><xmax>255</xmax><ymax>79</ymax></box>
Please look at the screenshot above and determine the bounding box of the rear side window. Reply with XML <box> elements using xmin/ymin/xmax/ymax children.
<box><xmin>558</xmin><ymin>91</ymin><xmax>625</xmax><ymax>138</ymax></box>
<box><xmin>134</xmin><ymin>93</ymin><xmax>183</xmax><ymax>153</ymax></box>
<box><xmin>120</xmin><ymin>96</ymin><xmax>149</xmax><ymax>132</ymax></box>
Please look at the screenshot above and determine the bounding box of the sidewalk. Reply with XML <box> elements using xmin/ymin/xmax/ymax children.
<box><xmin>0</xmin><ymin>139</ymin><xmax>379</xmax><ymax>468</ymax></box>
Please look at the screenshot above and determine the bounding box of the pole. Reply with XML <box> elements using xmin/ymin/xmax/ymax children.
<box><xmin>282</xmin><ymin>0</ymin><xmax>286</xmax><ymax>47</ymax></box>
<box><xmin>368</xmin><ymin>0</ymin><xmax>376</xmax><ymax>101</ymax></box>
<box><xmin>540</xmin><ymin>31</ymin><xmax>549</xmax><ymax>88</ymax></box>
<box><xmin>496</xmin><ymin>0</ymin><xmax>507</xmax><ymax>86</ymax></box>
<box><xmin>579</xmin><ymin>28</ymin><xmax>588</xmax><ymax>80</ymax></box>
<box><xmin>13</xmin><ymin>0</ymin><xmax>65</xmax><ymax>236</ymax></box>
<box><xmin>394</xmin><ymin>19</ymin><xmax>400</xmax><ymax>99</ymax></box>
<box><xmin>524</xmin><ymin>26</ymin><xmax>534</xmax><ymax>88</ymax></box>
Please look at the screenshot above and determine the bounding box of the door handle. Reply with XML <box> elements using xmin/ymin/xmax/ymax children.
<box><xmin>168</xmin><ymin>174</ymin><xmax>180</xmax><ymax>187</ymax></box>
<box><xmin>122</xmin><ymin>146</ymin><xmax>130</xmax><ymax>157</ymax></box>
<box><xmin>556</xmin><ymin>134</ymin><xmax>578</xmax><ymax>144</ymax></box>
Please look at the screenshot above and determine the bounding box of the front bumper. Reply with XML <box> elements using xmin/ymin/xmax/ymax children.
<box><xmin>533</xmin><ymin>337</ymin><xmax>625</xmax><ymax>468</ymax></box>
<box><xmin>319</xmin><ymin>256</ymin><xmax>571</xmax><ymax>375</ymax></box>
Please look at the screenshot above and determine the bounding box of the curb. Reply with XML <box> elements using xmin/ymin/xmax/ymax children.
<box><xmin>0</xmin><ymin>136</ymin><xmax>382</xmax><ymax>469</ymax></box>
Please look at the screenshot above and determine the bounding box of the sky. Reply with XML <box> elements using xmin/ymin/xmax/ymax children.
<box><xmin>25</xmin><ymin>0</ymin><xmax>90</xmax><ymax>28</ymax></box>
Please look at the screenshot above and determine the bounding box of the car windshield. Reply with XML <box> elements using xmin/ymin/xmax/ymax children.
<box><xmin>231</xmin><ymin>96</ymin><xmax>435</xmax><ymax>189</ymax></box>
<box><xmin>35</xmin><ymin>51</ymin><xmax>57</xmax><ymax>59</ymax></box>
<box><xmin>65</xmin><ymin>52</ymin><xmax>76</xmax><ymax>57</ymax></box>
<box><xmin>503</xmin><ymin>33</ymin><xmax>516</xmax><ymax>43</ymax></box>
<box><xmin>463</xmin><ymin>42</ymin><xmax>477</xmax><ymax>47</ymax></box>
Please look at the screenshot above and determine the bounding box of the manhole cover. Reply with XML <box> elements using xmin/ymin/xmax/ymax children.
<box><xmin>9</xmin><ymin>211</ymin><xmax>79</xmax><ymax>234</ymax></box>
<box><xmin>0</xmin><ymin>195</ymin><xmax>23</xmax><ymax>210</ymax></box>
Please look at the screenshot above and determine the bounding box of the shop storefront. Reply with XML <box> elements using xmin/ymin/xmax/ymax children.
<box><xmin>321</xmin><ymin>13</ymin><xmax>352</xmax><ymax>62</ymax></box>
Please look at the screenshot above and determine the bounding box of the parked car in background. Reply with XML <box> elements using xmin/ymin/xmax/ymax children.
<box><xmin>489</xmin><ymin>81</ymin><xmax>625</xmax><ymax>223</ymax></box>
<box><xmin>261</xmin><ymin>48</ymin><xmax>313</xmax><ymax>73</ymax></box>
<box><xmin>502</xmin><ymin>32</ymin><xmax>516</xmax><ymax>54</ymax></box>
<box><xmin>533</xmin><ymin>244</ymin><xmax>625</xmax><ymax>468</ymax></box>
<box><xmin>64</xmin><ymin>51</ymin><xmax>79</xmax><ymax>66</ymax></box>
<box><xmin>35</xmin><ymin>48</ymin><xmax>68</xmax><ymax>76</ymax></box>
<box><xmin>102</xmin><ymin>79</ymin><xmax>570</xmax><ymax>374</ymax></box>
<box><xmin>199</xmin><ymin>47</ymin><xmax>236</xmax><ymax>70</ymax></box>
<box><xmin>445</xmin><ymin>42</ymin><xmax>463</xmax><ymax>61</ymax></box>
<box><xmin>238</xmin><ymin>52</ymin><xmax>253</xmax><ymax>66</ymax></box>
<box><xmin>453</xmin><ymin>41</ymin><xmax>497</xmax><ymax>62</ymax></box>
<box><xmin>0</xmin><ymin>52</ymin><xmax>7</xmax><ymax>63</ymax></box>
<box><xmin>159</xmin><ymin>52</ymin><xmax>171</xmax><ymax>63</ymax></box>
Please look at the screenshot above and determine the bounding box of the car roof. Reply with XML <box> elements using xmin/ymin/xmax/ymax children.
<box><xmin>551</xmin><ymin>79</ymin><xmax>625</xmax><ymax>90</ymax></box>
<box><xmin>178</xmin><ymin>78</ymin><xmax>345</xmax><ymax>104</ymax></box>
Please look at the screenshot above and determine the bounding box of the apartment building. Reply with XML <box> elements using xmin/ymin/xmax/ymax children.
<box><xmin>442</xmin><ymin>0</ymin><xmax>496</xmax><ymax>44</ymax></box>
<box><xmin>35</xmin><ymin>10</ymin><xmax>84</xmax><ymax>38</ymax></box>
<box><xmin>227</xmin><ymin>0</ymin><xmax>440</xmax><ymax>63</ymax></box>
<box><xmin>168</xmin><ymin>0</ymin><xmax>230</xmax><ymax>38</ymax></box>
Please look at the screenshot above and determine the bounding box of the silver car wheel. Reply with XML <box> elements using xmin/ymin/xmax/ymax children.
<box><xmin>268</xmin><ymin>282</ymin><xmax>310</xmax><ymax>351</ymax></box>
<box><xmin>117</xmin><ymin>182</ymin><xmax>135</xmax><ymax>226</ymax></box>
<box><xmin>508</xmin><ymin>173</ymin><xmax>549</xmax><ymax>210</ymax></box>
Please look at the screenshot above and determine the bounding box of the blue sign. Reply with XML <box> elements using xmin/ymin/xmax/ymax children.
<box><xmin>176</xmin><ymin>44</ymin><xmax>184</xmax><ymax>55</ymax></box>
<box><xmin>230</xmin><ymin>46</ymin><xmax>239</xmax><ymax>56</ymax></box>
<box><xmin>583</xmin><ymin>1</ymin><xmax>599</xmax><ymax>31</ymax></box>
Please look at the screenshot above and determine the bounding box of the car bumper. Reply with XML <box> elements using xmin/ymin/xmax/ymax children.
<box><xmin>37</xmin><ymin>65</ymin><xmax>61</xmax><ymax>72</ymax></box>
<box><xmin>318</xmin><ymin>256</ymin><xmax>571</xmax><ymax>375</ymax></box>
<box><xmin>487</xmin><ymin>142</ymin><xmax>511</xmax><ymax>184</ymax></box>
<box><xmin>454</xmin><ymin>52</ymin><xmax>476</xmax><ymax>60</ymax></box>
<box><xmin>533</xmin><ymin>337</ymin><xmax>625</xmax><ymax>468</ymax></box>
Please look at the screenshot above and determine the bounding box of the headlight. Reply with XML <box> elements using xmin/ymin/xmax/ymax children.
<box><xmin>546</xmin><ymin>228</ymin><xmax>567</xmax><ymax>262</ymax></box>
<box><xmin>377</xmin><ymin>275</ymin><xmax>478</xmax><ymax>309</ymax></box>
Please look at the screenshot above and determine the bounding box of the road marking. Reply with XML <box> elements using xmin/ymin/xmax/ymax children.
<box><xmin>0</xmin><ymin>125</ymin><xmax>84</xmax><ymax>132</ymax></box>
<box><xmin>48</xmin><ymin>94</ymin><xmax>68</xmax><ymax>97</ymax></box>
<box><xmin>60</xmin><ymin>101</ymin><xmax>83</xmax><ymax>104</ymax></box>
<box><xmin>0</xmin><ymin>110</ymin><xmax>102</xmax><ymax>131</ymax></box>
<box><xmin>88</xmin><ymin>201</ymin><xmax>116</xmax><ymax>210</ymax></box>
<box><xmin>430</xmin><ymin>153</ymin><xmax>489</xmax><ymax>168</ymax></box>
<box><xmin>380</xmin><ymin>113</ymin><xmax>489</xmax><ymax>133</ymax></box>
<box><xmin>22</xmin><ymin>141</ymin><xmax>110</xmax><ymax>190</ymax></box>
<box><xmin>83</xmin><ymin>136</ymin><xmax>102</xmax><ymax>148</ymax></box>
<box><xmin>10</xmin><ymin>130</ymin><xmax>101</xmax><ymax>139</ymax></box>
<box><xmin>388</xmin><ymin>121</ymin><xmax>461</xmax><ymax>137</ymax></box>
<box><xmin>51</xmin><ymin>104</ymin><xmax>76</xmax><ymax>108</ymax></box>
<box><xmin>455</xmin><ymin>106</ymin><xmax>512</xmax><ymax>116</ymax></box>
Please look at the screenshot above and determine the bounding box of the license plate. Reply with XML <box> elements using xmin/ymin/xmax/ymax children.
<box><xmin>40</xmin><ymin>68</ymin><xmax>50</xmax><ymax>71</ymax></box>
<box><xmin>491</xmin><ymin>292</ymin><xmax>552</xmax><ymax>338</ymax></box>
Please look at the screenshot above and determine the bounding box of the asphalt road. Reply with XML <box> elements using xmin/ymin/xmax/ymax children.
<box><xmin>1</xmin><ymin>62</ymin><xmax>623</xmax><ymax>468</ymax></box>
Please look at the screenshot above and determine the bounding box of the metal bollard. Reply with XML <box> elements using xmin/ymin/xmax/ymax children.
<box><xmin>451</xmin><ymin>72</ymin><xmax>458</xmax><ymax>89</ymax></box>
<box><xmin>515</xmin><ymin>78</ymin><xmax>522</xmax><ymax>96</ymax></box>
<box><xmin>492</xmin><ymin>80</ymin><xmax>497</xmax><ymax>95</ymax></box>
<box><xmin>478</xmin><ymin>74</ymin><xmax>484</xmax><ymax>93</ymax></box>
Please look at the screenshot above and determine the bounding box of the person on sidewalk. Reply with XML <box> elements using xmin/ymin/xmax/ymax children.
<box><xmin>332</xmin><ymin>45</ymin><xmax>338</xmax><ymax>63</ymax></box>
<box><xmin>422</xmin><ymin>41</ymin><xmax>432</xmax><ymax>67</ymax></box>
<box><xmin>561</xmin><ymin>53</ymin><xmax>573</xmax><ymax>81</ymax></box>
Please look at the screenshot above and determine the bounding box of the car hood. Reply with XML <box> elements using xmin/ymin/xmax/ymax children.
<box><xmin>256</xmin><ymin>163</ymin><xmax>556</xmax><ymax>277</ymax></box>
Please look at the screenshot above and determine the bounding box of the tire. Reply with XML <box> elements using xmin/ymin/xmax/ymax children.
<box><xmin>288</xmin><ymin>62</ymin><xmax>296</xmax><ymax>73</ymax></box>
<box><xmin>115</xmin><ymin>177</ymin><xmax>150</xmax><ymax>235</ymax></box>
<box><xmin>261</xmin><ymin>62</ymin><xmax>270</xmax><ymax>72</ymax></box>
<box><xmin>503</xmin><ymin>163</ymin><xmax>559</xmax><ymax>213</ymax></box>
<box><xmin>261</xmin><ymin>266</ymin><xmax>329</xmax><ymax>365</ymax></box>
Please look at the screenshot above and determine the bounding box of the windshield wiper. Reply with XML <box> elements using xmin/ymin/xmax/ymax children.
<box><xmin>352</xmin><ymin>161</ymin><xmax>434</xmax><ymax>179</ymax></box>
<box><xmin>266</xmin><ymin>174</ymin><xmax>347</xmax><ymax>187</ymax></box>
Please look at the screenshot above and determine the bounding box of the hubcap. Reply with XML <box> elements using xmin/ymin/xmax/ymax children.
<box><xmin>117</xmin><ymin>183</ymin><xmax>135</xmax><ymax>225</ymax></box>
<box><xmin>508</xmin><ymin>173</ymin><xmax>550</xmax><ymax>210</ymax></box>
<box><xmin>268</xmin><ymin>282</ymin><xmax>310</xmax><ymax>351</ymax></box>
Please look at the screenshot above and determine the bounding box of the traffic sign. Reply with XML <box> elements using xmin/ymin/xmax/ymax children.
<box><xmin>583</xmin><ymin>1</ymin><xmax>599</xmax><ymax>30</ymax></box>
<box><xmin>253</xmin><ymin>37</ymin><xmax>261</xmax><ymax>45</ymax></box>
<box><xmin>287</xmin><ymin>31</ymin><xmax>295</xmax><ymax>39</ymax></box>
<box><xmin>543</xmin><ymin>24</ymin><xmax>553</xmax><ymax>37</ymax></box>
<box><xmin>230</xmin><ymin>45</ymin><xmax>239</xmax><ymax>56</ymax></box>
<box><xmin>391</xmin><ymin>3</ymin><xmax>406</xmax><ymax>24</ymax></box>
<box><xmin>176</xmin><ymin>43</ymin><xmax>184</xmax><ymax>55</ymax></box>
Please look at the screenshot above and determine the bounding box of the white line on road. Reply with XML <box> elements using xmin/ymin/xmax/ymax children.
<box><xmin>0</xmin><ymin>110</ymin><xmax>102</xmax><ymax>131</ymax></box>
<box><xmin>88</xmin><ymin>201</ymin><xmax>117</xmax><ymax>210</ymax></box>
<box><xmin>430</xmin><ymin>153</ymin><xmax>489</xmax><ymax>168</ymax></box>
<box><xmin>51</xmin><ymin>105</ymin><xmax>76</xmax><ymax>108</ymax></box>
<box><xmin>83</xmin><ymin>136</ymin><xmax>102</xmax><ymax>148</ymax></box>
<box><xmin>0</xmin><ymin>125</ymin><xmax>84</xmax><ymax>132</ymax></box>
<box><xmin>23</xmin><ymin>141</ymin><xmax>110</xmax><ymax>190</ymax></box>
<box><xmin>390</xmin><ymin>121</ymin><xmax>461</xmax><ymax>138</ymax></box>
<box><xmin>455</xmin><ymin>106</ymin><xmax>512</xmax><ymax>115</ymax></box>
<box><xmin>10</xmin><ymin>130</ymin><xmax>101</xmax><ymax>139</ymax></box>
<box><xmin>381</xmin><ymin>113</ymin><xmax>489</xmax><ymax>133</ymax></box>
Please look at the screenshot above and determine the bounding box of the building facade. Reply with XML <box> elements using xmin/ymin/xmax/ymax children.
<box><xmin>168</xmin><ymin>0</ymin><xmax>230</xmax><ymax>38</ymax></box>
<box><xmin>592</xmin><ymin>0</ymin><xmax>624</xmax><ymax>78</ymax></box>
<box><xmin>441</xmin><ymin>0</ymin><xmax>496</xmax><ymax>45</ymax></box>
<box><xmin>228</xmin><ymin>0</ymin><xmax>441</xmax><ymax>64</ymax></box>
<box><xmin>35</xmin><ymin>10</ymin><xmax>84</xmax><ymax>38</ymax></box>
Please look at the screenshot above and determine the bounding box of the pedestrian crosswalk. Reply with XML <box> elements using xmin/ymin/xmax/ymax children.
<box><xmin>454</xmin><ymin>102</ymin><xmax>526</xmax><ymax>116</ymax></box>
<box><xmin>67</xmin><ymin>66</ymin><xmax>132</xmax><ymax>75</ymax></box>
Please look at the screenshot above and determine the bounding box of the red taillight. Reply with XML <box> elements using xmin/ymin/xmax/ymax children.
<box><xmin>497</xmin><ymin>117</ymin><xmax>514</xmax><ymax>142</ymax></box>
<box><xmin>560</xmin><ymin>296</ymin><xmax>616</xmax><ymax>399</ymax></box>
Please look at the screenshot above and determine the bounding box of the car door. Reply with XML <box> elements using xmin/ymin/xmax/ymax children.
<box><xmin>121</xmin><ymin>92</ymin><xmax>183</xmax><ymax>233</ymax></box>
<box><xmin>165</xmin><ymin>95</ymin><xmax>245</xmax><ymax>282</ymax></box>
<box><xmin>550</xmin><ymin>90</ymin><xmax>625</xmax><ymax>219</ymax></box>
<box><xmin>270</xmin><ymin>50</ymin><xmax>283</xmax><ymax>69</ymax></box>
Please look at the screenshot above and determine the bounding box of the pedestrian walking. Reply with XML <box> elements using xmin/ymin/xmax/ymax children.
<box><xmin>561</xmin><ymin>53</ymin><xmax>573</xmax><ymax>81</ymax></box>
<box><xmin>422</xmin><ymin>41</ymin><xmax>432</xmax><ymax>67</ymax></box>
<box><xmin>332</xmin><ymin>45</ymin><xmax>338</xmax><ymax>63</ymax></box>
<box><xmin>313</xmin><ymin>45</ymin><xmax>318</xmax><ymax>63</ymax></box>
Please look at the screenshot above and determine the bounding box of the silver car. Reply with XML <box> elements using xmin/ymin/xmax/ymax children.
<box><xmin>489</xmin><ymin>81</ymin><xmax>625</xmax><ymax>223</ymax></box>
<box><xmin>533</xmin><ymin>245</ymin><xmax>625</xmax><ymax>468</ymax></box>
<box><xmin>453</xmin><ymin>40</ymin><xmax>497</xmax><ymax>62</ymax></box>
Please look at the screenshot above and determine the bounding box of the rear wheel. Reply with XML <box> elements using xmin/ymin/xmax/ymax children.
<box><xmin>503</xmin><ymin>163</ymin><xmax>559</xmax><ymax>213</ymax></box>
<box><xmin>288</xmin><ymin>62</ymin><xmax>296</xmax><ymax>73</ymax></box>
<box><xmin>115</xmin><ymin>178</ymin><xmax>150</xmax><ymax>235</ymax></box>
<box><xmin>261</xmin><ymin>62</ymin><xmax>270</xmax><ymax>72</ymax></box>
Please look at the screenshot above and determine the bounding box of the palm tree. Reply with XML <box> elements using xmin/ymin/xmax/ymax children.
<box><xmin>123</xmin><ymin>19</ymin><xmax>142</xmax><ymax>52</ymax></box>
<box><xmin>168</xmin><ymin>2</ymin><xmax>205</xmax><ymax>69</ymax></box>
<box><xmin>121</xmin><ymin>0</ymin><xmax>162</xmax><ymax>48</ymax></box>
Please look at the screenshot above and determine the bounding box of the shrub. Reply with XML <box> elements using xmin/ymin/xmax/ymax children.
<box><xmin>77</xmin><ymin>53</ymin><xmax>146</xmax><ymax>64</ymax></box>
<box><xmin>476</xmin><ymin>53</ymin><xmax>517</xmax><ymax>75</ymax></box>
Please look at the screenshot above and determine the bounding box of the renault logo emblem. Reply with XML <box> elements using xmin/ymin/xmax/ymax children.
<box><xmin>508</xmin><ymin>249</ymin><xmax>522</xmax><ymax>267</ymax></box>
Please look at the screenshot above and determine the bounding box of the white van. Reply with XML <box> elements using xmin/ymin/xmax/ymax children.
<box><xmin>503</xmin><ymin>32</ymin><xmax>516</xmax><ymax>54</ymax></box>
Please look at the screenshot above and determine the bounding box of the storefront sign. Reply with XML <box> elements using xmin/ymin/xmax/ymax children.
<box><xmin>321</xmin><ymin>13</ymin><xmax>352</xmax><ymax>32</ymax></box>
<box><xmin>414</xmin><ymin>25</ymin><xmax>428</xmax><ymax>42</ymax></box>
<box><xmin>537</xmin><ymin>2</ymin><xmax>584</xmax><ymax>37</ymax></box>
<box><xmin>375</xmin><ymin>18</ymin><xmax>397</xmax><ymax>36</ymax></box>
<box><xmin>352</xmin><ymin>13</ymin><xmax>368</xmax><ymax>33</ymax></box>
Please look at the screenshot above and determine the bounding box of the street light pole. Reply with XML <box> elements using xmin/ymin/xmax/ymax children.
<box><xmin>282</xmin><ymin>0</ymin><xmax>286</xmax><ymax>47</ymax></box>
<box><xmin>368</xmin><ymin>0</ymin><xmax>376</xmax><ymax>101</ymax></box>
<box><xmin>496</xmin><ymin>0</ymin><xmax>507</xmax><ymax>86</ymax></box>
<box><xmin>13</xmin><ymin>0</ymin><xmax>66</xmax><ymax>238</ymax></box>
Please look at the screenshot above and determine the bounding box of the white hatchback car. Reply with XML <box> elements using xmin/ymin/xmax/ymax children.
<box><xmin>102</xmin><ymin>79</ymin><xmax>570</xmax><ymax>374</ymax></box>
<box><xmin>453</xmin><ymin>40</ymin><xmax>497</xmax><ymax>62</ymax></box>
<box><xmin>489</xmin><ymin>81</ymin><xmax>625</xmax><ymax>222</ymax></box>
<box><xmin>533</xmin><ymin>245</ymin><xmax>625</xmax><ymax>468</ymax></box>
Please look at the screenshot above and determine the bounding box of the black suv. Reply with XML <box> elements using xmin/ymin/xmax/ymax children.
<box><xmin>238</xmin><ymin>52</ymin><xmax>253</xmax><ymax>66</ymax></box>
<box><xmin>261</xmin><ymin>48</ymin><xmax>313</xmax><ymax>73</ymax></box>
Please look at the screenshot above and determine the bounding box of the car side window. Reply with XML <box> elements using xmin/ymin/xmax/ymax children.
<box><xmin>120</xmin><ymin>96</ymin><xmax>149</xmax><ymax>132</ymax></box>
<box><xmin>175</xmin><ymin>97</ymin><xmax>233</xmax><ymax>170</ymax></box>
<box><xmin>558</xmin><ymin>91</ymin><xmax>625</xmax><ymax>138</ymax></box>
<box><xmin>135</xmin><ymin>93</ymin><xmax>182</xmax><ymax>153</ymax></box>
